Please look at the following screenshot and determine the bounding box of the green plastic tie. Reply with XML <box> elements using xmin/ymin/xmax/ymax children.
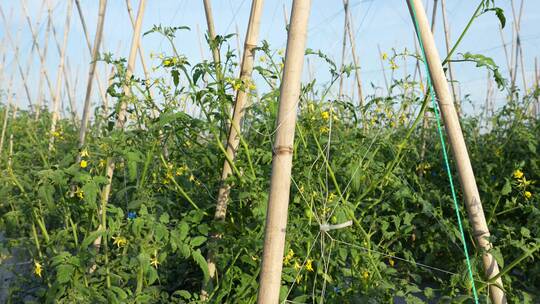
<box><xmin>408</xmin><ymin>1</ymin><xmax>480</xmax><ymax>303</ymax></box>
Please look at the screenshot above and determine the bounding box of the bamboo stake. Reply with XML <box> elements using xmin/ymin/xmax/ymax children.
<box><xmin>0</xmin><ymin>74</ymin><xmax>14</xmax><ymax>161</ymax></box>
<box><xmin>533</xmin><ymin>57</ymin><xmax>540</xmax><ymax>117</ymax></box>
<box><xmin>204</xmin><ymin>0</ymin><xmax>265</xmax><ymax>295</ymax></box>
<box><xmin>48</xmin><ymin>0</ymin><xmax>73</xmax><ymax>151</ymax></box>
<box><xmin>337</xmin><ymin>0</ymin><xmax>349</xmax><ymax>99</ymax></box>
<box><xmin>45</xmin><ymin>1</ymin><xmax>76</xmax><ymax>119</ymax></box>
<box><xmin>257</xmin><ymin>0</ymin><xmax>311</xmax><ymax>302</ymax></box>
<box><xmin>202</xmin><ymin>0</ymin><xmax>222</xmax><ymax>78</ymax></box>
<box><xmin>196</xmin><ymin>24</ymin><xmax>206</xmax><ymax>61</ymax></box>
<box><xmin>74</xmin><ymin>0</ymin><xmax>109</xmax><ymax>107</ymax></box>
<box><xmin>36</xmin><ymin>14</ymin><xmax>52</xmax><ymax>120</ymax></box>
<box><xmin>0</xmin><ymin>7</ymin><xmax>34</xmax><ymax>109</ymax></box>
<box><xmin>498</xmin><ymin>27</ymin><xmax>512</xmax><ymax>81</ymax></box>
<box><xmin>94</xmin><ymin>0</ymin><xmax>146</xmax><ymax>252</ymax></box>
<box><xmin>77</xmin><ymin>0</ymin><xmax>107</xmax><ymax>152</ymax></box>
<box><xmin>511</xmin><ymin>0</ymin><xmax>527</xmax><ymax>92</ymax></box>
<box><xmin>125</xmin><ymin>0</ymin><xmax>152</xmax><ymax>92</ymax></box>
<box><xmin>377</xmin><ymin>44</ymin><xmax>389</xmax><ymax>94</ymax></box>
<box><xmin>345</xmin><ymin>2</ymin><xmax>364</xmax><ymax>108</ymax></box>
<box><xmin>440</xmin><ymin>0</ymin><xmax>459</xmax><ymax>113</ymax></box>
<box><xmin>406</xmin><ymin>1</ymin><xmax>506</xmax><ymax>303</ymax></box>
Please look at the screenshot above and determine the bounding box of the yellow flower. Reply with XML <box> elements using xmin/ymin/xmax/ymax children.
<box><xmin>189</xmin><ymin>174</ymin><xmax>196</xmax><ymax>182</ymax></box>
<box><xmin>99</xmin><ymin>159</ymin><xmax>106</xmax><ymax>168</ymax></box>
<box><xmin>294</xmin><ymin>261</ymin><xmax>301</xmax><ymax>271</ymax></box>
<box><xmin>389</xmin><ymin>258</ymin><xmax>395</xmax><ymax>267</ymax></box>
<box><xmin>52</xmin><ymin>131</ymin><xmax>61</xmax><ymax>138</ymax></box>
<box><xmin>80</xmin><ymin>149</ymin><xmax>89</xmax><ymax>158</ymax></box>
<box><xmin>513</xmin><ymin>169</ymin><xmax>524</xmax><ymax>179</ymax></box>
<box><xmin>305</xmin><ymin>259</ymin><xmax>314</xmax><ymax>272</ymax></box>
<box><xmin>75</xmin><ymin>187</ymin><xmax>84</xmax><ymax>200</ymax></box>
<box><xmin>283</xmin><ymin>249</ymin><xmax>294</xmax><ymax>265</ymax></box>
<box><xmin>112</xmin><ymin>236</ymin><xmax>127</xmax><ymax>248</ymax></box>
<box><xmin>259</xmin><ymin>55</ymin><xmax>266</xmax><ymax>62</ymax></box>
<box><xmin>329</xmin><ymin>193</ymin><xmax>336</xmax><ymax>201</ymax></box>
<box><xmin>80</xmin><ymin>160</ymin><xmax>88</xmax><ymax>168</ymax></box>
<box><xmin>390</xmin><ymin>60</ymin><xmax>398</xmax><ymax>70</ymax></box>
<box><xmin>362</xmin><ymin>270</ymin><xmax>369</xmax><ymax>280</ymax></box>
<box><xmin>381</xmin><ymin>52</ymin><xmax>388</xmax><ymax>61</ymax></box>
<box><xmin>320</xmin><ymin>126</ymin><xmax>329</xmax><ymax>133</ymax></box>
<box><xmin>321</xmin><ymin>111</ymin><xmax>330</xmax><ymax>120</ymax></box>
<box><xmin>278</xmin><ymin>49</ymin><xmax>285</xmax><ymax>56</ymax></box>
<box><xmin>151</xmin><ymin>254</ymin><xmax>160</xmax><ymax>268</ymax></box>
<box><xmin>34</xmin><ymin>261</ymin><xmax>43</xmax><ymax>277</ymax></box>
<box><xmin>524</xmin><ymin>191</ymin><xmax>532</xmax><ymax>199</ymax></box>
<box><xmin>296</xmin><ymin>274</ymin><xmax>302</xmax><ymax>283</ymax></box>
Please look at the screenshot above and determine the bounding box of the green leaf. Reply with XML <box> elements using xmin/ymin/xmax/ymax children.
<box><xmin>173</xmin><ymin>290</ymin><xmax>191</xmax><ymax>299</ymax></box>
<box><xmin>190</xmin><ymin>236</ymin><xmax>206</xmax><ymax>247</ymax></box>
<box><xmin>192</xmin><ymin>249</ymin><xmax>209</xmax><ymax>282</ymax></box>
<box><xmin>56</xmin><ymin>264</ymin><xmax>74</xmax><ymax>284</ymax></box>
<box><xmin>81</xmin><ymin>230</ymin><xmax>103</xmax><ymax>248</ymax></box>
<box><xmin>501</xmin><ymin>179</ymin><xmax>512</xmax><ymax>195</ymax></box>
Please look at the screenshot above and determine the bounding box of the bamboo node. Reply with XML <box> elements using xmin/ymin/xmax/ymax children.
<box><xmin>272</xmin><ymin>145</ymin><xmax>294</xmax><ymax>156</ymax></box>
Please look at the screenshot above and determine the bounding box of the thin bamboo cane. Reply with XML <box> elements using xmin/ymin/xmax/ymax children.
<box><xmin>535</xmin><ymin>57</ymin><xmax>539</xmax><ymax>116</ymax></box>
<box><xmin>345</xmin><ymin>3</ymin><xmax>364</xmax><ymax>109</ymax></box>
<box><xmin>257</xmin><ymin>0</ymin><xmax>311</xmax><ymax>302</ymax></box>
<box><xmin>77</xmin><ymin>0</ymin><xmax>107</xmax><ymax>152</ymax></box>
<box><xmin>202</xmin><ymin>0</ymin><xmax>222</xmax><ymax>78</ymax></box>
<box><xmin>45</xmin><ymin>2</ymin><xmax>76</xmax><ymax>120</ymax></box>
<box><xmin>125</xmin><ymin>0</ymin><xmax>152</xmax><ymax>92</ymax></box>
<box><xmin>511</xmin><ymin>0</ymin><xmax>527</xmax><ymax>93</ymax></box>
<box><xmin>48</xmin><ymin>0</ymin><xmax>73</xmax><ymax>151</ymax></box>
<box><xmin>377</xmin><ymin>44</ymin><xmax>389</xmax><ymax>94</ymax></box>
<box><xmin>510</xmin><ymin>20</ymin><xmax>516</xmax><ymax>89</ymax></box>
<box><xmin>283</xmin><ymin>4</ymin><xmax>289</xmax><ymax>28</ymax></box>
<box><xmin>0</xmin><ymin>8</ymin><xmax>34</xmax><ymax>109</ymax></box>
<box><xmin>74</xmin><ymin>0</ymin><xmax>109</xmax><ymax>107</ymax></box>
<box><xmin>407</xmin><ymin>1</ymin><xmax>506</xmax><ymax>303</ymax></box>
<box><xmin>196</xmin><ymin>24</ymin><xmax>206</xmax><ymax>61</ymax></box>
<box><xmin>440</xmin><ymin>0</ymin><xmax>459</xmax><ymax>113</ymax></box>
<box><xmin>337</xmin><ymin>0</ymin><xmax>349</xmax><ymax>99</ymax></box>
<box><xmin>204</xmin><ymin>1</ymin><xmax>265</xmax><ymax>296</ymax></box>
<box><xmin>94</xmin><ymin>0</ymin><xmax>146</xmax><ymax>251</ymax></box>
<box><xmin>498</xmin><ymin>27</ymin><xmax>512</xmax><ymax>81</ymax></box>
<box><xmin>0</xmin><ymin>74</ymin><xmax>14</xmax><ymax>161</ymax></box>
<box><xmin>35</xmin><ymin>14</ymin><xmax>52</xmax><ymax>121</ymax></box>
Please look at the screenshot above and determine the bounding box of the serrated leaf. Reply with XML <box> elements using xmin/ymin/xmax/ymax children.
<box><xmin>192</xmin><ymin>249</ymin><xmax>209</xmax><ymax>282</ymax></box>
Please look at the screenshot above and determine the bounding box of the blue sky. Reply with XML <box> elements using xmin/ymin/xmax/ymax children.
<box><xmin>1</xmin><ymin>0</ymin><xmax>539</xmax><ymax>116</ymax></box>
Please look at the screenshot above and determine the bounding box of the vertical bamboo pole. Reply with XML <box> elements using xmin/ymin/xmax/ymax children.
<box><xmin>36</xmin><ymin>14</ymin><xmax>52</xmax><ymax>120</ymax></box>
<box><xmin>498</xmin><ymin>27</ymin><xmax>512</xmax><ymax>81</ymax></box>
<box><xmin>337</xmin><ymin>0</ymin><xmax>349</xmax><ymax>99</ymax></box>
<box><xmin>94</xmin><ymin>0</ymin><xmax>146</xmax><ymax>251</ymax></box>
<box><xmin>0</xmin><ymin>74</ymin><xmax>14</xmax><ymax>160</ymax></box>
<box><xmin>74</xmin><ymin>0</ymin><xmax>109</xmax><ymax>106</ymax></box>
<box><xmin>77</xmin><ymin>0</ymin><xmax>107</xmax><ymax>152</ymax></box>
<box><xmin>533</xmin><ymin>57</ymin><xmax>540</xmax><ymax>118</ymax></box>
<box><xmin>45</xmin><ymin>2</ymin><xmax>76</xmax><ymax>121</ymax></box>
<box><xmin>440</xmin><ymin>0</ymin><xmax>459</xmax><ymax>112</ymax></box>
<box><xmin>125</xmin><ymin>0</ymin><xmax>151</xmax><ymax>90</ymax></box>
<box><xmin>48</xmin><ymin>0</ymin><xmax>73</xmax><ymax>150</ymax></box>
<box><xmin>377</xmin><ymin>44</ymin><xmax>389</xmax><ymax>94</ymax></box>
<box><xmin>406</xmin><ymin>1</ymin><xmax>506</xmax><ymax>303</ymax></box>
<box><xmin>345</xmin><ymin>3</ymin><xmax>364</xmax><ymax>108</ymax></box>
<box><xmin>511</xmin><ymin>0</ymin><xmax>527</xmax><ymax>93</ymax></box>
<box><xmin>257</xmin><ymin>0</ymin><xmax>311</xmax><ymax>302</ymax></box>
<box><xmin>205</xmin><ymin>0</ymin><xmax>265</xmax><ymax>293</ymax></box>
<box><xmin>202</xmin><ymin>0</ymin><xmax>222</xmax><ymax>76</ymax></box>
<box><xmin>196</xmin><ymin>24</ymin><xmax>206</xmax><ymax>61</ymax></box>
